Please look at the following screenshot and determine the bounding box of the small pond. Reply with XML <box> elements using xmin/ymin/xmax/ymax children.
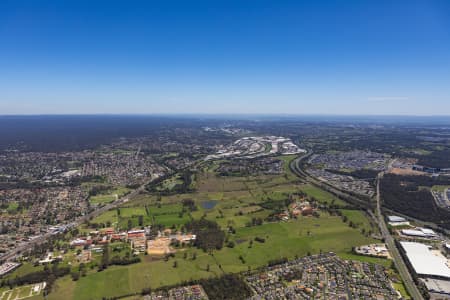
<box><xmin>201</xmin><ymin>200</ymin><xmax>218</xmax><ymax>209</ymax></box>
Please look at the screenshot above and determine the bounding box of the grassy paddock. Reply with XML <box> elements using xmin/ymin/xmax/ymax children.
<box><xmin>50</xmin><ymin>159</ymin><xmax>394</xmax><ymax>299</ymax></box>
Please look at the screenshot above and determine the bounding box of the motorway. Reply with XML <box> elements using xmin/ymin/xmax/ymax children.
<box><xmin>290</xmin><ymin>153</ymin><xmax>423</xmax><ymax>299</ymax></box>
<box><xmin>289</xmin><ymin>153</ymin><xmax>372</xmax><ymax>209</ymax></box>
<box><xmin>1</xmin><ymin>153</ymin><xmax>427</xmax><ymax>299</ymax></box>
<box><xmin>0</xmin><ymin>177</ymin><xmax>153</xmax><ymax>263</ymax></box>
<box><xmin>376</xmin><ymin>172</ymin><xmax>423</xmax><ymax>300</ymax></box>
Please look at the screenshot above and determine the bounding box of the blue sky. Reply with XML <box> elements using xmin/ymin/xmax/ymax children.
<box><xmin>0</xmin><ymin>0</ymin><xmax>449</xmax><ymax>115</ymax></box>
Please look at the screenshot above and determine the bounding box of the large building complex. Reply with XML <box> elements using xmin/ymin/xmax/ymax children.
<box><xmin>400</xmin><ymin>242</ymin><xmax>450</xmax><ymax>279</ymax></box>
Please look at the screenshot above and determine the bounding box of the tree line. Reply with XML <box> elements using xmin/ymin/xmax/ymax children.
<box><xmin>380</xmin><ymin>174</ymin><xmax>450</xmax><ymax>229</ymax></box>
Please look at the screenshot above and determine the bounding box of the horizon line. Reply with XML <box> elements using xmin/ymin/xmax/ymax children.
<box><xmin>1</xmin><ymin>113</ymin><xmax>450</xmax><ymax>118</ymax></box>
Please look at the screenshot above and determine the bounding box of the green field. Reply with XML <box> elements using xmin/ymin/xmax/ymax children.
<box><xmin>431</xmin><ymin>185</ymin><xmax>450</xmax><ymax>192</ymax></box>
<box><xmin>49</xmin><ymin>212</ymin><xmax>378</xmax><ymax>300</ymax></box>
<box><xmin>6</xmin><ymin>262</ymin><xmax>44</xmax><ymax>278</ymax></box>
<box><xmin>6</xmin><ymin>202</ymin><xmax>19</xmax><ymax>214</ymax></box>
<box><xmin>300</xmin><ymin>184</ymin><xmax>347</xmax><ymax>206</ymax></box>
<box><xmin>35</xmin><ymin>157</ymin><xmax>393</xmax><ymax>299</ymax></box>
<box><xmin>339</xmin><ymin>209</ymin><xmax>376</xmax><ymax>234</ymax></box>
<box><xmin>91</xmin><ymin>209</ymin><xmax>118</xmax><ymax>225</ymax></box>
<box><xmin>89</xmin><ymin>187</ymin><xmax>130</xmax><ymax>205</ymax></box>
<box><xmin>91</xmin><ymin>204</ymin><xmax>193</xmax><ymax>229</ymax></box>
<box><xmin>338</xmin><ymin>252</ymin><xmax>391</xmax><ymax>268</ymax></box>
<box><xmin>393</xmin><ymin>282</ymin><xmax>411</xmax><ymax>299</ymax></box>
<box><xmin>155</xmin><ymin>175</ymin><xmax>183</xmax><ymax>191</ymax></box>
<box><xmin>0</xmin><ymin>283</ymin><xmax>44</xmax><ymax>300</ymax></box>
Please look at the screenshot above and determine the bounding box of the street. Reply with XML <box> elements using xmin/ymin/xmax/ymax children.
<box><xmin>376</xmin><ymin>172</ymin><xmax>423</xmax><ymax>300</ymax></box>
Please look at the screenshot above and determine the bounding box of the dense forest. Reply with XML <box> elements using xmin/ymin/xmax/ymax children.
<box><xmin>199</xmin><ymin>274</ymin><xmax>252</xmax><ymax>300</ymax></box>
<box><xmin>380</xmin><ymin>174</ymin><xmax>450</xmax><ymax>229</ymax></box>
<box><xmin>146</xmin><ymin>170</ymin><xmax>194</xmax><ymax>195</ymax></box>
<box><xmin>0</xmin><ymin>263</ymin><xmax>70</xmax><ymax>295</ymax></box>
<box><xmin>185</xmin><ymin>219</ymin><xmax>225</xmax><ymax>251</ymax></box>
<box><xmin>0</xmin><ymin>115</ymin><xmax>233</xmax><ymax>152</ymax></box>
<box><xmin>416</xmin><ymin>149</ymin><xmax>450</xmax><ymax>168</ymax></box>
<box><xmin>325</xmin><ymin>168</ymin><xmax>379</xmax><ymax>180</ymax></box>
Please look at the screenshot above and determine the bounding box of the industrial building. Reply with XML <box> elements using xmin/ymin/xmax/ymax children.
<box><xmin>388</xmin><ymin>215</ymin><xmax>411</xmax><ymax>227</ymax></box>
<box><xmin>388</xmin><ymin>215</ymin><xmax>406</xmax><ymax>223</ymax></box>
<box><xmin>400</xmin><ymin>241</ymin><xmax>450</xmax><ymax>279</ymax></box>
<box><xmin>401</xmin><ymin>227</ymin><xmax>438</xmax><ymax>239</ymax></box>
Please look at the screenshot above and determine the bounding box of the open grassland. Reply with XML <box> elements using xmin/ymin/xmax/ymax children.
<box><xmin>157</xmin><ymin>175</ymin><xmax>183</xmax><ymax>191</ymax></box>
<box><xmin>89</xmin><ymin>187</ymin><xmax>130</xmax><ymax>205</ymax></box>
<box><xmin>47</xmin><ymin>276</ymin><xmax>76</xmax><ymax>300</ymax></box>
<box><xmin>39</xmin><ymin>157</ymin><xmax>388</xmax><ymax>299</ymax></box>
<box><xmin>90</xmin><ymin>158</ymin><xmax>363</xmax><ymax>233</ymax></box>
<box><xmin>6</xmin><ymin>263</ymin><xmax>44</xmax><ymax>278</ymax></box>
<box><xmin>339</xmin><ymin>209</ymin><xmax>375</xmax><ymax>233</ymax></box>
<box><xmin>54</xmin><ymin>212</ymin><xmax>378</xmax><ymax>300</ymax></box>
<box><xmin>215</xmin><ymin>214</ymin><xmax>377</xmax><ymax>272</ymax></box>
<box><xmin>91</xmin><ymin>209</ymin><xmax>118</xmax><ymax>225</ymax></box>
<box><xmin>431</xmin><ymin>185</ymin><xmax>450</xmax><ymax>192</ymax></box>
<box><xmin>300</xmin><ymin>184</ymin><xmax>348</xmax><ymax>207</ymax></box>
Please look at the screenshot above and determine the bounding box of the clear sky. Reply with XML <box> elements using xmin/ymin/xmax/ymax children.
<box><xmin>0</xmin><ymin>0</ymin><xmax>449</xmax><ymax>115</ymax></box>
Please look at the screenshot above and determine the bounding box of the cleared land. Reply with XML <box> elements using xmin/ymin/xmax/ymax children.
<box><xmin>89</xmin><ymin>187</ymin><xmax>130</xmax><ymax>205</ymax></box>
<box><xmin>13</xmin><ymin>156</ymin><xmax>386</xmax><ymax>300</ymax></box>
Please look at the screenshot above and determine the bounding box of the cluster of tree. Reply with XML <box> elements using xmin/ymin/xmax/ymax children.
<box><xmin>181</xmin><ymin>198</ymin><xmax>197</xmax><ymax>211</ymax></box>
<box><xmin>217</xmin><ymin>158</ymin><xmax>282</xmax><ymax>177</ymax></box>
<box><xmin>267</xmin><ymin>257</ymin><xmax>288</xmax><ymax>267</ymax></box>
<box><xmin>416</xmin><ymin>148</ymin><xmax>450</xmax><ymax>169</ymax></box>
<box><xmin>68</xmin><ymin>175</ymin><xmax>105</xmax><ymax>187</ymax></box>
<box><xmin>145</xmin><ymin>272</ymin><xmax>250</xmax><ymax>300</ymax></box>
<box><xmin>0</xmin><ymin>263</ymin><xmax>70</xmax><ymax>295</ymax></box>
<box><xmin>260</xmin><ymin>198</ymin><xmax>291</xmax><ymax>212</ymax></box>
<box><xmin>281</xmin><ymin>269</ymin><xmax>303</xmax><ymax>281</ymax></box>
<box><xmin>146</xmin><ymin>174</ymin><xmax>173</xmax><ymax>192</ymax></box>
<box><xmin>226</xmin><ymin>241</ymin><xmax>235</xmax><ymax>248</ymax></box>
<box><xmin>88</xmin><ymin>184</ymin><xmax>113</xmax><ymax>197</ymax></box>
<box><xmin>71</xmin><ymin>263</ymin><xmax>87</xmax><ymax>281</ymax></box>
<box><xmin>381</xmin><ymin>174</ymin><xmax>450</xmax><ymax>229</ymax></box>
<box><xmin>98</xmin><ymin>244</ymin><xmax>110</xmax><ymax>271</ymax></box>
<box><xmin>254</xmin><ymin>237</ymin><xmax>265</xmax><ymax>243</ymax></box>
<box><xmin>199</xmin><ymin>274</ymin><xmax>252</xmax><ymax>300</ymax></box>
<box><xmin>245</xmin><ymin>217</ymin><xmax>263</xmax><ymax>227</ymax></box>
<box><xmin>147</xmin><ymin>170</ymin><xmax>194</xmax><ymax>195</ymax></box>
<box><xmin>265</xmin><ymin>212</ymin><xmax>282</xmax><ymax>222</ymax></box>
<box><xmin>0</xmin><ymin>181</ymin><xmax>61</xmax><ymax>190</ymax></box>
<box><xmin>185</xmin><ymin>219</ymin><xmax>225</xmax><ymax>251</ymax></box>
<box><xmin>86</xmin><ymin>221</ymin><xmax>110</xmax><ymax>229</ymax></box>
<box><xmin>110</xmin><ymin>256</ymin><xmax>141</xmax><ymax>266</ymax></box>
<box><xmin>325</xmin><ymin>168</ymin><xmax>379</xmax><ymax>180</ymax></box>
<box><xmin>125</xmin><ymin>183</ymin><xmax>141</xmax><ymax>189</ymax></box>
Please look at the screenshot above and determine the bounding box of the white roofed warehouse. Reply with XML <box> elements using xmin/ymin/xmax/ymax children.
<box><xmin>400</xmin><ymin>241</ymin><xmax>450</xmax><ymax>279</ymax></box>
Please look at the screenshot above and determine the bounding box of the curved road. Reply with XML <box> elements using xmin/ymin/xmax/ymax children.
<box><xmin>290</xmin><ymin>153</ymin><xmax>423</xmax><ymax>299</ymax></box>
<box><xmin>289</xmin><ymin>153</ymin><xmax>372</xmax><ymax>209</ymax></box>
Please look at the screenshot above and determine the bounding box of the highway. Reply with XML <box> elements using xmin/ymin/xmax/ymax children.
<box><xmin>289</xmin><ymin>153</ymin><xmax>372</xmax><ymax>209</ymax></box>
<box><xmin>376</xmin><ymin>172</ymin><xmax>423</xmax><ymax>300</ymax></box>
<box><xmin>290</xmin><ymin>153</ymin><xmax>423</xmax><ymax>299</ymax></box>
